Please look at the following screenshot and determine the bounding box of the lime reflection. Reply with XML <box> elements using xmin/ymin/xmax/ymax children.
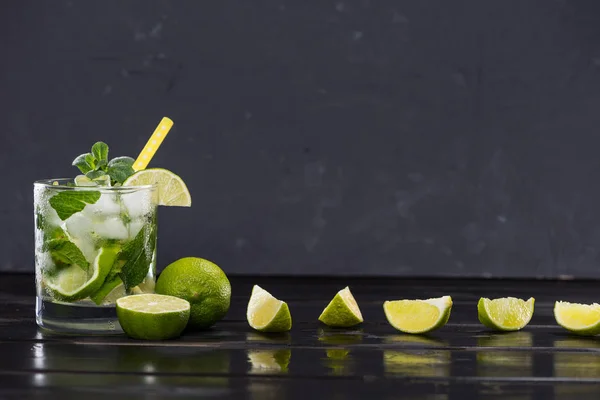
<box><xmin>318</xmin><ymin>327</ymin><xmax>362</xmax><ymax>376</ymax></box>
<box><xmin>477</xmin><ymin>332</ymin><xmax>532</xmax><ymax>377</ymax></box>
<box><xmin>554</xmin><ymin>338</ymin><xmax>600</xmax><ymax>379</ymax></box>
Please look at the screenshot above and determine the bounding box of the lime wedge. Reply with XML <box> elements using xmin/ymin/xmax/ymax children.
<box><xmin>318</xmin><ymin>287</ymin><xmax>363</xmax><ymax>328</ymax></box>
<box><xmin>116</xmin><ymin>294</ymin><xmax>190</xmax><ymax>340</ymax></box>
<box><xmin>383</xmin><ymin>296</ymin><xmax>452</xmax><ymax>334</ymax></box>
<box><xmin>123</xmin><ymin>168</ymin><xmax>191</xmax><ymax>206</ymax></box>
<box><xmin>554</xmin><ymin>301</ymin><xmax>600</xmax><ymax>336</ymax></box>
<box><xmin>247</xmin><ymin>285</ymin><xmax>292</xmax><ymax>332</ymax></box>
<box><xmin>477</xmin><ymin>297</ymin><xmax>535</xmax><ymax>331</ymax></box>
<box><xmin>90</xmin><ymin>276</ymin><xmax>126</xmax><ymax>305</ymax></box>
<box><xmin>45</xmin><ymin>246</ymin><xmax>119</xmax><ymax>302</ymax></box>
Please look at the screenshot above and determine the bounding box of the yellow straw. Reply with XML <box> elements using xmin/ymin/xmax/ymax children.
<box><xmin>133</xmin><ymin>117</ymin><xmax>174</xmax><ymax>171</ymax></box>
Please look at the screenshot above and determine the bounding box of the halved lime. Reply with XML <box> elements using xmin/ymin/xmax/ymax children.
<box><xmin>90</xmin><ymin>276</ymin><xmax>126</xmax><ymax>305</ymax></box>
<box><xmin>123</xmin><ymin>168</ymin><xmax>191</xmax><ymax>206</ymax></box>
<box><xmin>318</xmin><ymin>287</ymin><xmax>363</xmax><ymax>328</ymax></box>
<box><xmin>383</xmin><ymin>296</ymin><xmax>452</xmax><ymax>334</ymax></box>
<box><xmin>478</xmin><ymin>297</ymin><xmax>535</xmax><ymax>331</ymax></box>
<box><xmin>116</xmin><ymin>294</ymin><xmax>190</xmax><ymax>340</ymax></box>
<box><xmin>247</xmin><ymin>285</ymin><xmax>292</xmax><ymax>332</ymax></box>
<box><xmin>45</xmin><ymin>246</ymin><xmax>119</xmax><ymax>302</ymax></box>
<box><xmin>554</xmin><ymin>301</ymin><xmax>600</xmax><ymax>336</ymax></box>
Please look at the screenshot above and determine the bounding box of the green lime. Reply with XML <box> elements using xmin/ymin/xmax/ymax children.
<box><xmin>45</xmin><ymin>246</ymin><xmax>119</xmax><ymax>301</ymax></box>
<box><xmin>554</xmin><ymin>301</ymin><xmax>600</xmax><ymax>336</ymax></box>
<box><xmin>478</xmin><ymin>297</ymin><xmax>535</xmax><ymax>331</ymax></box>
<box><xmin>318</xmin><ymin>287</ymin><xmax>363</xmax><ymax>328</ymax></box>
<box><xmin>90</xmin><ymin>276</ymin><xmax>126</xmax><ymax>305</ymax></box>
<box><xmin>116</xmin><ymin>294</ymin><xmax>190</xmax><ymax>340</ymax></box>
<box><xmin>155</xmin><ymin>257</ymin><xmax>231</xmax><ymax>329</ymax></box>
<box><xmin>383</xmin><ymin>296</ymin><xmax>452</xmax><ymax>334</ymax></box>
<box><xmin>123</xmin><ymin>168</ymin><xmax>191</xmax><ymax>206</ymax></box>
<box><xmin>247</xmin><ymin>285</ymin><xmax>292</xmax><ymax>332</ymax></box>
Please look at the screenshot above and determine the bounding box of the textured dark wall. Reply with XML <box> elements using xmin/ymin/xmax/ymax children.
<box><xmin>3</xmin><ymin>0</ymin><xmax>600</xmax><ymax>277</ymax></box>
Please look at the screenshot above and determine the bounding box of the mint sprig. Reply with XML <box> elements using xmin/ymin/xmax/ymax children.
<box><xmin>72</xmin><ymin>142</ymin><xmax>135</xmax><ymax>186</ymax></box>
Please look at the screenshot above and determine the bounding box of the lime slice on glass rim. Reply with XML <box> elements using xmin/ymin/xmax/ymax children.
<box><xmin>383</xmin><ymin>296</ymin><xmax>453</xmax><ymax>334</ymax></box>
<box><xmin>123</xmin><ymin>168</ymin><xmax>191</xmax><ymax>206</ymax></box>
<box><xmin>318</xmin><ymin>287</ymin><xmax>363</xmax><ymax>328</ymax></box>
<box><xmin>116</xmin><ymin>293</ymin><xmax>190</xmax><ymax>340</ymax></box>
<box><xmin>45</xmin><ymin>246</ymin><xmax>119</xmax><ymax>302</ymax></box>
<box><xmin>554</xmin><ymin>301</ymin><xmax>600</xmax><ymax>336</ymax></box>
<box><xmin>247</xmin><ymin>285</ymin><xmax>292</xmax><ymax>333</ymax></box>
<box><xmin>478</xmin><ymin>297</ymin><xmax>535</xmax><ymax>331</ymax></box>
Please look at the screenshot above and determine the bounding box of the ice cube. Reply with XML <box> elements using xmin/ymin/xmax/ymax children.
<box><xmin>93</xmin><ymin>217</ymin><xmax>129</xmax><ymax>240</ymax></box>
<box><xmin>83</xmin><ymin>193</ymin><xmax>122</xmax><ymax>217</ymax></box>
<box><xmin>71</xmin><ymin>237</ymin><xmax>97</xmax><ymax>264</ymax></box>
<box><xmin>64</xmin><ymin>213</ymin><xmax>95</xmax><ymax>240</ymax></box>
<box><xmin>127</xmin><ymin>219</ymin><xmax>145</xmax><ymax>239</ymax></box>
<box><xmin>121</xmin><ymin>190</ymin><xmax>151</xmax><ymax>218</ymax></box>
<box><xmin>44</xmin><ymin>207</ymin><xmax>63</xmax><ymax>228</ymax></box>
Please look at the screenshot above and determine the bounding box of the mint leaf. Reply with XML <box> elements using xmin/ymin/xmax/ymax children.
<box><xmin>47</xmin><ymin>239</ymin><xmax>89</xmax><ymax>270</ymax></box>
<box><xmin>86</xmin><ymin>170</ymin><xmax>106</xmax><ymax>180</ymax></box>
<box><xmin>108</xmin><ymin>156</ymin><xmax>135</xmax><ymax>168</ymax></box>
<box><xmin>49</xmin><ymin>191</ymin><xmax>101</xmax><ymax>220</ymax></box>
<box><xmin>118</xmin><ymin>225</ymin><xmax>156</xmax><ymax>289</ymax></box>
<box><xmin>107</xmin><ymin>156</ymin><xmax>135</xmax><ymax>184</ymax></box>
<box><xmin>91</xmin><ymin>142</ymin><xmax>109</xmax><ymax>163</ymax></box>
<box><xmin>73</xmin><ymin>153</ymin><xmax>94</xmax><ymax>174</ymax></box>
<box><xmin>107</xmin><ymin>165</ymin><xmax>134</xmax><ymax>184</ymax></box>
<box><xmin>85</xmin><ymin>154</ymin><xmax>97</xmax><ymax>170</ymax></box>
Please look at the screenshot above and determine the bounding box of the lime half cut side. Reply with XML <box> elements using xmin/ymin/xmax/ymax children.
<box><xmin>554</xmin><ymin>301</ymin><xmax>600</xmax><ymax>336</ymax></box>
<box><xmin>123</xmin><ymin>168</ymin><xmax>191</xmax><ymax>206</ymax></box>
<box><xmin>478</xmin><ymin>297</ymin><xmax>535</xmax><ymax>331</ymax></box>
<box><xmin>116</xmin><ymin>294</ymin><xmax>190</xmax><ymax>340</ymax></box>
<box><xmin>318</xmin><ymin>287</ymin><xmax>363</xmax><ymax>328</ymax></box>
<box><xmin>247</xmin><ymin>285</ymin><xmax>292</xmax><ymax>333</ymax></box>
<box><xmin>383</xmin><ymin>296</ymin><xmax>453</xmax><ymax>334</ymax></box>
<box><xmin>45</xmin><ymin>246</ymin><xmax>119</xmax><ymax>302</ymax></box>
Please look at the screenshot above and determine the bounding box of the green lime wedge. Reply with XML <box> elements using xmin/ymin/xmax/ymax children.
<box><xmin>45</xmin><ymin>246</ymin><xmax>119</xmax><ymax>302</ymax></box>
<box><xmin>477</xmin><ymin>297</ymin><xmax>535</xmax><ymax>331</ymax></box>
<box><xmin>318</xmin><ymin>287</ymin><xmax>363</xmax><ymax>328</ymax></box>
<box><xmin>123</xmin><ymin>168</ymin><xmax>191</xmax><ymax>206</ymax></box>
<box><xmin>554</xmin><ymin>301</ymin><xmax>600</xmax><ymax>336</ymax></box>
<box><xmin>247</xmin><ymin>285</ymin><xmax>292</xmax><ymax>333</ymax></box>
<box><xmin>383</xmin><ymin>296</ymin><xmax>452</xmax><ymax>334</ymax></box>
<box><xmin>90</xmin><ymin>276</ymin><xmax>126</xmax><ymax>305</ymax></box>
<box><xmin>116</xmin><ymin>294</ymin><xmax>190</xmax><ymax>340</ymax></box>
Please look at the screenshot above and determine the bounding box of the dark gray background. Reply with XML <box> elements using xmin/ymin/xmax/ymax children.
<box><xmin>3</xmin><ymin>0</ymin><xmax>600</xmax><ymax>277</ymax></box>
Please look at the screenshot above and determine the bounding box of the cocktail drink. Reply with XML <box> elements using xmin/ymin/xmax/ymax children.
<box><xmin>34</xmin><ymin>179</ymin><xmax>157</xmax><ymax>333</ymax></box>
<box><xmin>33</xmin><ymin>129</ymin><xmax>191</xmax><ymax>334</ymax></box>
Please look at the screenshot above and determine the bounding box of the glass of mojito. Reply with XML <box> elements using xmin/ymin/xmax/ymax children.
<box><xmin>34</xmin><ymin>142</ymin><xmax>158</xmax><ymax>334</ymax></box>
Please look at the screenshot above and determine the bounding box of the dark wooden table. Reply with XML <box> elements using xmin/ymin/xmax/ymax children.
<box><xmin>2</xmin><ymin>274</ymin><xmax>600</xmax><ymax>399</ymax></box>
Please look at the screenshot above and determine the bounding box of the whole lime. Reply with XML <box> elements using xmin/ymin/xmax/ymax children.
<box><xmin>155</xmin><ymin>257</ymin><xmax>231</xmax><ymax>329</ymax></box>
